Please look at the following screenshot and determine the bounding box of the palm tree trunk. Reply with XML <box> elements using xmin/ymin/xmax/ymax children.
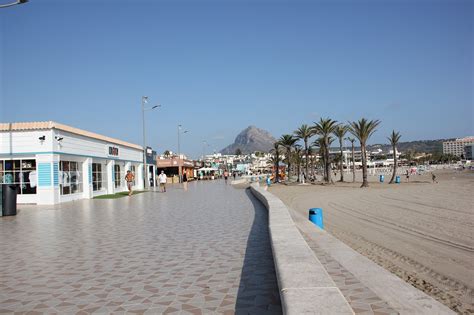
<box><xmin>274</xmin><ymin>155</ymin><xmax>279</xmax><ymax>183</ymax></box>
<box><xmin>304</xmin><ymin>139</ymin><xmax>309</xmax><ymax>181</ymax></box>
<box><xmin>287</xmin><ymin>148</ymin><xmax>291</xmax><ymax>182</ymax></box>
<box><xmin>297</xmin><ymin>160</ymin><xmax>301</xmax><ymax>183</ymax></box>
<box><xmin>325</xmin><ymin>138</ymin><xmax>332</xmax><ymax>184</ymax></box>
<box><xmin>322</xmin><ymin>154</ymin><xmax>326</xmax><ymax>181</ymax></box>
<box><xmin>389</xmin><ymin>144</ymin><xmax>397</xmax><ymax>184</ymax></box>
<box><xmin>339</xmin><ymin>139</ymin><xmax>344</xmax><ymax>182</ymax></box>
<box><xmin>351</xmin><ymin>143</ymin><xmax>355</xmax><ymax>183</ymax></box>
<box><xmin>361</xmin><ymin>143</ymin><xmax>369</xmax><ymax>187</ymax></box>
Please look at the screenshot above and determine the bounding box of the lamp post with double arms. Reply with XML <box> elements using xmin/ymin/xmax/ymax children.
<box><xmin>141</xmin><ymin>96</ymin><xmax>160</xmax><ymax>189</ymax></box>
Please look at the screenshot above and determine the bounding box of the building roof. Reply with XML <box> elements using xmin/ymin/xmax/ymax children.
<box><xmin>444</xmin><ymin>136</ymin><xmax>474</xmax><ymax>143</ymax></box>
<box><xmin>0</xmin><ymin>121</ymin><xmax>142</xmax><ymax>150</ymax></box>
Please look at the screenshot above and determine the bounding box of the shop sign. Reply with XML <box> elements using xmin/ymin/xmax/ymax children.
<box><xmin>108</xmin><ymin>146</ymin><xmax>119</xmax><ymax>156</ymax></box>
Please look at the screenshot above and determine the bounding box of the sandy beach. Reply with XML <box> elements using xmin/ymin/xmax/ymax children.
<box><xmin>269</xmin><ymin>170</ymin><xmax>474</xmax><ymax>314</ymax></box>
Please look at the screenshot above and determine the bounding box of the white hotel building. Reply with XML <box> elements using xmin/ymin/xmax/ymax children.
<box><xmin>0</xmin><ymin>121</ymin><xmax>146</xmax><ymax>205</ymax></box>
<box><xmin>443</xmin><ymin>136</ymin><xmax>474</xmax><ymax>157</ymax></box>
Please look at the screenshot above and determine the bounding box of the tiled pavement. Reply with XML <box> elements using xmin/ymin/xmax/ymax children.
<box><xmin>300</xmin><ymin>231</ymin><xmax>398</xmax><ymax>315</ymax></box>
<box><xmin>0</xmin><ymin>181</ymin><xmax>281</xmax><ymax>314</ymax></box>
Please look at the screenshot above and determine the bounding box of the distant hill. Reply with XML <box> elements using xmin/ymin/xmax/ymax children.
<box><xmin>220</xmin><ymin>126</ymin><xmax>276</xmax><ymax>154</ymax></box>
<box><xmin>366</xmin><ymin>138</ymin><xmax>453</xmax><ymax>153</ymax></box>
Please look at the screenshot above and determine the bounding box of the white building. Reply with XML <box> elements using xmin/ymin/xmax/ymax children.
<box><xmin>0</xmin><ymin>121</ymin><xmax>146</xmax><ymax>205</ymax></box>
<box><xmin>443</xmin><ymin>136</ymin><xmax>474</xmax><ymax>157</ymax></box>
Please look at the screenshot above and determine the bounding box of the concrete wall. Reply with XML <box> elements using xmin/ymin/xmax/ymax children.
<box><xmin>249</xmin><ymin>183</ymin><xmax>354</xmax><ymax>315</ymax></box>
<box><xmin>0</xmin><ymin>130</ymin><xmax>54</xmax><ymax>154</ymax></box>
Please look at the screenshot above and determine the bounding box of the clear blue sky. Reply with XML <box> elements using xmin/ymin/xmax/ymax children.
<box><xmin>1</xmin><ymin>0</ymin><xmax>472</xmax><ymax>158</ymax></box>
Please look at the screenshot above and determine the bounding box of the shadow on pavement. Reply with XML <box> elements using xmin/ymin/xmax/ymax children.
<box><xmin>235</xmin><ymin>189</ymin><xmax>282</xmax><ymax>314</ymax></box>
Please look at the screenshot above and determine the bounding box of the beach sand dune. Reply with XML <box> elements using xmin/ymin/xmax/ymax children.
<box><xmin>270</xmin><ymin>170</ymin><xmax>474</xmax><ymax>314</ymax></box>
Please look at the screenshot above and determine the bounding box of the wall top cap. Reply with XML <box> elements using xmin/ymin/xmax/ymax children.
<box><xmin>0</xmin><ymin>121</ymin><xmax>143</xmax><ymax>151</ymax></box>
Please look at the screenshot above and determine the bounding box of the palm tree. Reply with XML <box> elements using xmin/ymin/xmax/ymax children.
<box><xmin>333</xmin><ymin>125</ymin><xmax>348</xmax><ymax>182</ymax></box>
<box><xmin>312</xmin><ymin>118</ymin><xmax>338</xmax><ymax>184</ymax></box>
<box><xmin>388</xmin><ymin>130</ymin><xmax>401</xmax><ymax>184</ymax></box>
<box><xmin>293</xmin><ymin>145</ymin><xmax>303</xmax><ymax>182</ymax></box>
<box><xmin>313</xmin><ymin>136</ymin><xmax>333</xmax><ymax>182</ymax></box>
<box><xmin>345</xmin><ymin>137</ymin><xmax>356</xmax><ymax>182</ymax></box>
<box><xmin>312</xmin><ymin>138</ymin><xmax>325</xmax><ymax>180</ymax></box>
<box><xmin>267</xmin><ymin>155</ymin><xmax>281</xmax><ymax>181</ymax></box>
<box><xmin>278</xmin><ymin>134</ymin><xmax>297</xmax><ymax>181</ymax></box>
<box><xmin>294</xmin><ymin>124</ymin><xmax>313</xmax><ymax>181</ymax></box>
<box><xmin>270</xmin><ymin>142</ymin><xmax>282</xmax><ymax>183</ymax></box>
<box><xmin>348</xmin><ymin>118</ymin><xmax>381</xmax><ymax>188</ymax></box>
<box><xmin>307</xmin><ymin>145</ymin><xmax>316</xmax><ymax>178</ymax></box>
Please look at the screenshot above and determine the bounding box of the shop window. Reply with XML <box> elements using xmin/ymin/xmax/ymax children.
<box><xmin>0</xmin><ymin>159</ymin><xmax>37</xmax><ymax>194</ymax></box>
<box><xmin>114</xmin><ymin>165</ymin><xmax>122</xmax><ymax>188</ymax></box>
<box><xmin>92</xmin><ymin>163</ymin><xmax>105</xmax><ymax>191</ymax></box>
<box><xmin>60</xmin><ymin>161</ymin><xmax>83</xmax><ymax>195</ymax></box>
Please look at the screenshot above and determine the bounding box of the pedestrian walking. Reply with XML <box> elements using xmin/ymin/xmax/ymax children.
<box><xmin>182</xmin><ymin>171</ymin><xmax>188</xmax><ymax>191</ymax></box>
<box><xmin>158</xmin><ymin>171</ymin><xmax>167</xmax><ymax>192</ymax></box>
<box><xmin>223</xmin><ymin>170</ymin><xmax>229</xmax><ymax>184</ymax></box>
<box><xmin>431</xmin><ymin>172</ymin><xmax>438</xmax><ymax>184</ymax></box>
<box><xmin>405</xmin><ymin>169</ymin><xmax>410</xmax><ymax>183</ymax></box>
<box><xmin>233</xmin><ymin>172</ymin><xmax>236</xmax><ymax>181</ymax></box>
<box><xmin>125</xmin><ymin>170</ymin><xmax>135</xmax><ymax>196</ymax></box>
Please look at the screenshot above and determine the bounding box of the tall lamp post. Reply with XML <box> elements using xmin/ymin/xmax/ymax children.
<box><xmin>142</xmin><ymin>96</ymin><xmax>160</xmax><ymax>189</ymax></box>
<box><xmin>0</xmin><ymin>0</ymin><xmax>28</xmax><ymax>8</ymax></box>
<box><xmin>177</xmin><ymin>124</ymin><xmax>189</xmax><ymax>183</ymax></box>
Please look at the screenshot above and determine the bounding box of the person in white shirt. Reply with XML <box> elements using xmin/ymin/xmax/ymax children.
<box><xmin>158</xmin><ymin>171</ymin><xmax>167</xmax><ymax>192</ymax></box>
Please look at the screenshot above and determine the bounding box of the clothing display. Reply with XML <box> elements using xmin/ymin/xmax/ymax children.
<box><xmin>29</xmin><ymin>171</ymin><xmax>37</xmax><ymax>188</ymax></box>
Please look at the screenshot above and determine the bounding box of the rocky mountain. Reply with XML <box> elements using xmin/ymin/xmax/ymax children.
<box><xmin>220</xmin><ymin>126</ymin><xmax>276</xmax><ymax>155</ymax></box>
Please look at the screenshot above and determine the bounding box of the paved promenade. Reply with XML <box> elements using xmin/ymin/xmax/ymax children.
<box><xmin>0</xmin><ymin>181</ymin><xmax>281</xmax><ymax>314</ymax></box>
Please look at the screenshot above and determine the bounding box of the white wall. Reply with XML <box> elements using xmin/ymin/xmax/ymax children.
<box><xmin>52</xmin><ymin>129</ymin><xmax>142</xmax><ymax>162</ymax></box>
<box><xmin>1</xmin><ymin>128</ymin><xmax>145</xmax><ymax>204</ymax></box>
<box><xmin>0</xmin><ymin>130</ymin><xmax>54</xmax><ymax>154</ymax></box>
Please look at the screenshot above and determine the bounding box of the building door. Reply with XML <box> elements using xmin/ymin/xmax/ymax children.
<box><xmin>148</xmin><ymin>165</ymin><xmax>154</xmax><ymax>187</ymax></box>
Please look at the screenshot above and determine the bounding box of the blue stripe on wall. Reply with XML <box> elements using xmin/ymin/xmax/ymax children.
<box><xmin>38</xmin><ymin>163</ymin><xmax>52</xmax><ymax>187</ymax></box>
<box><xmin>53</xmin><ymin>162</ymin><xmax>59</xmax><ymax>186</ymax></box>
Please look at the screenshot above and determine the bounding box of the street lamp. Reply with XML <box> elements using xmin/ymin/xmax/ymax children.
<box><xmin>0</xmin><ymin>0</ymin><xmax>28</xmax><ymax>9</ymax></box>
<box><xmin>177</xmin><ymin>124</ymin><xmax>189</xmax><ymax>183</ymax></box>
<box><xmin>142</xmin><ymin>96</ymin><xmax>161</xmax><ymax>189</ymax></box>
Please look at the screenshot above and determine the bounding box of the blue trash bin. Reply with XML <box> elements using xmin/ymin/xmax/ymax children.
<box><xmin>309</xmin><ymin>208</ymin><xmax>324</xmax><ymax>229</ymax></box>
<box><xmin>379</xmin><ymin>175</ymin><xmax>384</xmax><ymax>183</ymax></box>
<box><xmin>395</xmin><ymin>175</ymin><xmax>401</xmax><ymax>184</ymax></box>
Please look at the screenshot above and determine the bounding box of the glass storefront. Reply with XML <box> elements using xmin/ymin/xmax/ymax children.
<box><xmin>114</xmin><ymin>164</ymin><xmax>122</xmax><ymax>188</ymax></box>
<box><xmin>60</xmin><ymin>161</ymin><xmax>83</xmax><ymax>195</ymax></box>
<box><xmin>0</xmin><ymin>159</ymin><xmax>37</xmax><ymax>194</ymax></box>
<box><xmin>92</xmin><ymin>163</ymin><xmax>106</xmax><ymax>191</ymax></box>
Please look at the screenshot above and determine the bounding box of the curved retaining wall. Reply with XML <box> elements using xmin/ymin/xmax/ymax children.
<box><xmin>249</xmin><ymin>183</ymin><xmax>354</xmax><ymax>315</ymax></box>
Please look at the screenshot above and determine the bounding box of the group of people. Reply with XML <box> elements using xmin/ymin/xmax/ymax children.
<box><xmin>124</xmin><ymin>170</ymin><xmax>175</xmax><ymax>196</ymax></box>
<box><xmin>223</xmin><ymin>170</ymin><xmax>238</xmax><ymax>184</ymax></box>
<box><xmin>404</xmin><ymin>169</ymin><xmax>438</xmax><ymax>183</ymax></box>
<box><xmin>125</xmin><ymin>168</ymin><xmax>237</xmax><ymax>196</ymax></box>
